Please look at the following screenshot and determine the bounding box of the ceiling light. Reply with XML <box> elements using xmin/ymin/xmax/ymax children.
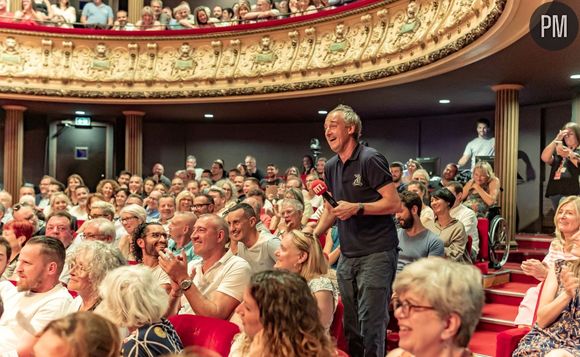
<box><xmin>318</xmin><ymin>110</ymin><xmax>328</xmax><ymax>115</ymax></box>
<box><xmin>570</xmin><ymin>74</ymin><xmax>580</xmax><ymax>79</ymax></box>
<box><xmin>75</xmin><ymin>111</ymin><xmax>86</xmax><ymax>115</ymax></box>
<box><xmin>204</xmin><ymin>114</ymin><xmax>214</xmax><ymax>118</ymax></box>
<box><xmin>439</xmin><ymin>99</ymin><xmax>451</xmax><ymax>104</ymax></box>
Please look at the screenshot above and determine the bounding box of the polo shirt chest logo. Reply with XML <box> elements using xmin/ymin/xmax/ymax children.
<box><xmin>353</xmin><ymin>174</ymin><xmax>363</xmax><ymax>187</ymax></box>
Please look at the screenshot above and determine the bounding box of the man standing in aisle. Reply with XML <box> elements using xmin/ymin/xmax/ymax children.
<box><xmin>457</xmin><ymin>118</ymin><xmax>495</xmax><ymax>169</ymax></box>
<box><xmin>314</xmin><ymin>104</ymin><xmax>401</xmax><ymax>357</ymax></box>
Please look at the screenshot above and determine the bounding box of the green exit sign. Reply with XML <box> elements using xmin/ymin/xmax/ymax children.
<box><xmin>75</xmin><ymin>116</ymin><xmax>91</xmax><ymax>127</ymax></box>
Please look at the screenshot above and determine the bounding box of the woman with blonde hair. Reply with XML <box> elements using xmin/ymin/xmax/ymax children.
<box><xmin>33</xmin><ymin>312</ymin><xmax>121</xmax><ymax>357</ymax></box>
<box><xmin>231</xmin><ymin>270</ymin><xmax>335</xmax><ymax>357</ymax></box>
<box><xmin>462</xmin><ymin>161</ymin><xmax>500</xmax><ymax>218</ymax></box>
<box><xmin>175</xmin><ymin>190</ymin><xmax>194</xmax><ymax>213</ymax></box>
<box><xmin>136</xmin><ymin>5</ymin><xmax>163</xmax><ymax>30</ymax></box>
<box><xmin>388</xmin><ymin>257</ymin><xmax>484</xmax><ymax>357</ymax></box>
<box><xmin>514</xmin><ymin>226</ymin><xmax>580</xmax><ymax>356</ymax></box>
<box><xmin>515</xmin><ymin>195</ymin><xmax>580</xmax><ymax>326</ymax></box>
<box><xmin>98</xmin><ymin>265</ymin><xmax>183</xmax><ymax>355</ymax></box>
<box><xmin>217</xmin><ymin>179</ymin><xmax>238</xmax><ymax>210</ymax></box>
<box><xmin>274</xmin><ymin>229</ymin><xmax>338</xmax><ymax>331</ymax></box>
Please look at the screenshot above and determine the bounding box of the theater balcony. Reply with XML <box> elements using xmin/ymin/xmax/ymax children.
<box><xmin>0</xmin><ymin>0</ymin><xmax>541</xmax><ymax>103</ymax></box>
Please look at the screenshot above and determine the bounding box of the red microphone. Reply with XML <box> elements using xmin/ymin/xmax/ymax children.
<box><xmin>312</xmin><ymin>179</ymin><xmax>338</xmax><ymax>208</ymax></box>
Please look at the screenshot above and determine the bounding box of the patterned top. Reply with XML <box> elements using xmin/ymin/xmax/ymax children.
<box><xmin>513</xmin><ymin>260</ymin><xmax>580</xmax><ymax>357</ymax></box>
<box><xmin>463</xmin><ymin>180</ymin><xmax>491</xmax><ymax>218</ymax></box>
<box><xmin>122</xmin><ymin>319</ymin><xmax>183</xmax><ymax>357</ymax></box>
<box><xmin>308</xmin><ymin>275</ymin><xmax>339</xmax><ymax>312</ymax></box>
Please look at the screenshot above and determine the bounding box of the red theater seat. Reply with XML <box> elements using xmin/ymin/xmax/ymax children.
<box><xmin>330</xmin><ymin>297</ymin><xmax>348</xmax><ymax>353</ymax></box>
<box><xmin>168</xmin><ymin>314</ymin><xmax>240</xmax><ymax>357</ymax></box>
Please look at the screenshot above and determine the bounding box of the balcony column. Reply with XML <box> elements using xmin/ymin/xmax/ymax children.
<box><xmin>3</xmin><ymin>105</ymin><xmax>26</xmax><ymax>199</ymax></box>
<box><xmin>572</xmin><ymin>92</ymin><xmax>580</xmax><ymax>123</ymax></box>
<box><xmin>9</xmin><ymin>0</ymin><xmax>20</xmax><ymax>13</ymax></box>
<box><xmin>492</xmin><ymin>84</ymin><xmax>523</xmax><ymax>242</ymax></box>
<box><xmin>123</xmin><ymin>111</ymin><xmax>144</xmax><ymax>177</ymax></box>
<box><xmin>128</xmin><ymin>0</ymin><xmax>144</xmax><ymax>25</ymax></box>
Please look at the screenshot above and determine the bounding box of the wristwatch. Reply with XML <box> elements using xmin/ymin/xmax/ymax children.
<box><xmin>179</xmin><ymin>279</ymin><xmax>193</xmax><ymax>291</ymax></box>
<box><xmin>357</xmin><ymin>202</ymin><xmax>365</xmax><ymax>216</ymax></box>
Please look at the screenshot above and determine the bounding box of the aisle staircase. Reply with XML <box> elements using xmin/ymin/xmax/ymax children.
<box><xmin>468</xmin><ymin>234</ymin><xmax>553</xmax><ymax>356</ymax></box>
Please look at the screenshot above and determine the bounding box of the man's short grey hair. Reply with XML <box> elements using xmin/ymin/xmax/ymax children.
<box><xmin>98</xmin><ymin>265</ymin><xmax>168</xmax><ymax>328</ymax></box>
<box><xmin>87</xmin><ymin>218</ymin><xmax>116</xmax><ymax>241</ymax></box>
<box><xmin>199</xmin><ymin>213</ymin><xmax>230</xmax><ymax>244</ymax></box>
<box><xmin>329</xmin><ymin>104</ymin><xmax>362</xmax><ymax>139</ymax></box>
<box><xmin>208</xmin><ymin>186</ymin><xmax>225</xmax><ymax>198</ymax></box>
<box><xmin>119</xmin><ymin>204</ymin><xmax>147</xmax><ymax>223</ymax></box>
<box><xmin>67</xmin><ymin>240</ymin><xmax>126</xmax><ymax>296</ymax></box>
<box><xmin>282</xmin><ymin>198</ymin><xmax>304</xmax><ymax>213</ymax></box>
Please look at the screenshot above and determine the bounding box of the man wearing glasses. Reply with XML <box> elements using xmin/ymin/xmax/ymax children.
<box><xmin>193</xmin><ymin>194</ymin><xmax>215</xmax><ymax>216</ymax></box>
<box><xmin>133</xmin><ymin>222</ymin><xmax>172</xmax><ymax>294</ymax></box>
<box><xmin>45</xmin><ymin>211</ymin><xmax>75</xmax><ymax>285</ymax></box>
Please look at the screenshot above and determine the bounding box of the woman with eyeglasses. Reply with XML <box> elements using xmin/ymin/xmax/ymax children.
<box><xmin>387</xmin><ymin>257</ymin><xmax>484</xmax><ymax>357</ymax></box>
<box><xmin>117</xmin><ymin>204</ymin><xmax>147</xmax><ymax>261</ymax></box>
<box><xmin>66</xmin><ymin>240</ymin><xmax>125</xmax><ymax>313</ymax></box>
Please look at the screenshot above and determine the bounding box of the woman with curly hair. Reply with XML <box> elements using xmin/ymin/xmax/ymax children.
<box><xmin>96</xmin><ymin>179</ymin><xmax>119</xmax><ymax>204</ymax></box>
<box><xmin>65</xmin><ymin>174</ymin><xmax>85</xmax><ymax>205</ymax></box>
<box><xmin>231</xmin><ymin>270</ymin><xmax>335</xmax><ymax>357</ymax></box>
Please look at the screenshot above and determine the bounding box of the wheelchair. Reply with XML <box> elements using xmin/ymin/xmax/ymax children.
<box><xmin>485</xmin><ymin>205</ymin><xmax>510</xmax><ymax>269</ymax></box>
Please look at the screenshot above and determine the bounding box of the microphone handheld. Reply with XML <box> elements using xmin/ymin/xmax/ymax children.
<box><xmin>312</xmin><ymin>179</ymin><xmax>338</xmax><ymax>208</ymax></box>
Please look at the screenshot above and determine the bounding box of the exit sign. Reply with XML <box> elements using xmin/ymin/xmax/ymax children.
<box><xmin>75</xmin><ymin>116</ymin><xmax>91</xmax><ymax>127</ymax></box>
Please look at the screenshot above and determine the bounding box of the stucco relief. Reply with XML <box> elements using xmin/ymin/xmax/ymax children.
<box><xmin>0</xmin><ymin>0</ymin><xmax>504</xmax><ymax>99</ymax></box>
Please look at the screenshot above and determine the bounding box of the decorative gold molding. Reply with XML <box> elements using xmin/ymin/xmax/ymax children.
<box><xmin>0</xmin><ymin>0</ymin><xmax>510</xmax><ymax>102</ymax></box>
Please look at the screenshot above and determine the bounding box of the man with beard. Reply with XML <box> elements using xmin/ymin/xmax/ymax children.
<box><xmin>395</xmin><ymin>191</ymin><xmax>444</xmax><ymax>272</ymax></box>
<box><xmin>389</xmin><ymin>161</ymin><xmax>406</xmax><ymax>193</ymax></box>
<box><xmin>0</xmin><ymin>237</ymin><xmax>72</xmax><ymax>354</ymax></box>
<box><xmin>133</xmin><ymin>222</ymin><xmax>171</xmax><ymax>293</ymax></box>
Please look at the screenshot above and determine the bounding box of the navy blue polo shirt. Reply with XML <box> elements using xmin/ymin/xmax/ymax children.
<box><xmin>325</xmin><ymin>144</ymin><xmax>398</xmax><ymax>257</ymax></box>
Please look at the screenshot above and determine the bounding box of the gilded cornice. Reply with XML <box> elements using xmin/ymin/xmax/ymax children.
<box><xmin>0</xmin><ymin>0</ymin><xmax>512</xmax><ymax>102</ymax></box>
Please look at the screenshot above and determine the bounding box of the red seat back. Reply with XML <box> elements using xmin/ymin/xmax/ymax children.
<box><xmin>330</xmin><ymin>297</ymin><xmax>348</xmax><ymax>353</ymax></box>
<box><xmin>477</xmin><ymin>218</ymin><xmax>489</xmax><ymax>261</ymax></box>
<box><xmin>168</xmin><ymin>314</ymin><xmax>240</xmax><ymax>357</ymax></box>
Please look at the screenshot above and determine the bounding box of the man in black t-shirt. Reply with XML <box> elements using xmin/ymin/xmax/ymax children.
<box><xmin>314</xmin><ymin>105</ymin><xmax>402</xmax><ymax>357</ymax></box>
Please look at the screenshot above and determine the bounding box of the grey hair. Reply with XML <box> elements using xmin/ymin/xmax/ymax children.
<box><xmin>87</xmin><ymin>218</ymin><xmax>116</xmax><ymax>242</ymax></box>
<box><xmin>393</xmin><ymin>257</ymin><xmax>484</xmax><ymax>348</ymax></box>
<box><xmin>91</xmin><ymin>201</ymin><xmax>115</xmax><ymax>218</ymax></box>
<box><xmin>328</xmin><ymin>104</ymin><xmax>362</xmax><ymax>139</ymax></box>
<box><xmin>97</xmin><ymin>265</ymin><xmax>168</xmax><ymax>328</ymax></box>
<box><xmin>119</xmin><ymin>204</ymin><xmax>147</xmax><ymax>223</ymax></box>
<box><xmin>282</xmin><ymin>198</ymin><xmax>304</xmax><ymax>213</ymax></box>
<box><xmin>67</xmin><ymin>240</ymin><xmax>126</xmax><ymax>296</ymax></box>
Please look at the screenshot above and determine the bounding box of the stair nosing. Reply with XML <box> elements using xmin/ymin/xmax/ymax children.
<box><xmin>515</xmin><ymin>236</ymin><xmax>553</xmax><ymax>243</ymax></box>
<box><xmin>485</xmin><ymin>288</ymin><xmax>526</xmax><ymax>298</ymax></box>
<box><xmin>479</xmin><ymin>316</ymin><xmax>516</xmax><ymax>326</ymax></box>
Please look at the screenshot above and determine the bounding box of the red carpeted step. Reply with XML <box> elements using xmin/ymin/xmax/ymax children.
<box><xmin>510</xmin><ymin>270</ymin><xmax>541</xmax><ymax>284</ymax></box>
<box><xmin>485</xmin><ymin>282</ymin><xmax>534</xmax><ymax>306</ymax></box>
<box><xmin>479</xmin><ymin>303</ymin><xmax>517</xmax><ymax>329</ymax></box>
<box><xmin>469</xmin><ymin>330</ymin><xmax>497</xmax><ymax>356</ymax></box>
<box><xmin>508</xmin><ymin>248</ymin><xmax>548</xmax><ymax>262</ymax></box>
<box><xmin>515</xmin><ymin>235</ymin><xmax>553</xmax><ymax>250</ymax></box>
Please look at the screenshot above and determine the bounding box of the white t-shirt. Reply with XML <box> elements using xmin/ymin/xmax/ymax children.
<box><xmin>150</xmin><ymin>264</ymin><xmax>172</xmax><ymax>286</ymax></box>
<box><xmin>179</xmin><ymin>251</ymin><xmax>251</xmax><ymax>316</ymax></box>
<box><xmin>463</xmin><ymin>136</ymin><xmax>495</xmax><ymax>168</ymax></box>
<box><xmin>237</xmin><ymin>232</ymin><xmax>280</xmax><ymax>274</ymax></box>
<box><xmin>0</xmin><ymin>284</ymin><xmax>72</xmax><ymax>354</ymax></box>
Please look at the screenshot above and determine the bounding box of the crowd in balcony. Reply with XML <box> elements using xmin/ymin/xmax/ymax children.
<box><xmin>0</xmin><ymin>0</ymin><xmax>354</xmax><ymax>30</ymax></box>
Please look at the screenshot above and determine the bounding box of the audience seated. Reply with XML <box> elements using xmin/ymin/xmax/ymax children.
<box><xmin>50</xmin><ymin>0</ymin><xmax>75</xmax><ymax>28</ymax></box>
<box><xmin>132</xmin><ymin>222</ymin><xmax>172</xmax><ymax>293</ymax></box>
<box><xmin>136</xmin><ymin>6</ymin><xmax>163</xmax><ymax>30</ymax></box>
<box><xmin>274</xmin><ymin>229</ymin><xmax>338</xmax><ymax>332</ymax></box>
<box><xmin>0</xmin><ymin>237</ymin><xmax>16</xmax><ymax>302</ymax></box>
<box><xmin>406</xmin><ymin>180</ymin><xmax>434</xmax><ymax>226</ymax></box>
<box><xmin>226</xmin><ymin>203</ymin><xmax>280</xmax><ymax>273</ymax></box>
<box><xmin>0</xmin><ymin>237</ymin><xmax>72</xmax><ymax>355</ymax></box>
<box><xmin>169</xmin><ymin>3</ymin><xmax>195</xmax><ymax>29</ymax></box>
<box><xmin>395</xmin><ymin>191</ymin><xmax>444</xmax><ymax>272</ymax></box>
<box><xmin>272</xmin><ymin>198</ymin><xmax>304</xmax><ymax>235</ymax></box>
<box><xmin>513</xmin><ymin>228</ymin><xmax>580</xmax><ymax>356</ymax></box>
<box><xmin>0</xmin><ymin>0</ymin><xmax>13</xmax><ymax>22</ymax></box>
<box><xmin>446</xmin><ymin>181</ymin><xmax>480</xmax><ymax>260</ymax></box>
<box><xmin>45</xmin><ymin>211</ymin><xmax>76</xmax><ymax>284</ymax></box>
<box><xmin>159</xmin><ymin>214</ymin><xmax>251</xmax><ymax>319</ymax></box>
<box><xmin>243</xmin><ymin>0</ymin><xmax>279</xmax><ymax>22</ymax></box>
<box><xmin>424</xmin><ymin>188</ymin><xmax>471</xmax><ymax>263</ymax></box>
<box><xmin>13</xmin><ymin>0</ymin><xmax>44</xmax><ymax>25</ymax></box>
<box><xmin>1</xmin><ymin>219</ymin><xmax>34</xmax><ymax>280</ymax></box>
<box><xmin>118</xmin><ymin>204</ymin><xmax>147</xmax><ymax>260</ymax></box>
<box><xmin>33</xmin><ymin>312</ymin><xmax>121</xmax><ymax>357</ymax></box>
<box><xmin>98</xmin><ymin>265</ymin><xmax>184</xmax><ymax>355</ymax></box>
<box><xmin>66</xmin><ymin>240</ymin><xmax>125</xmax><ymax>312</ymax></box>
<box><xmin>387</xmin><ymin>257</ymin><xmax>484</xmax><ymax>357</ymax></box>
<box><xmin>411</xmin><ymin>169</ymin><xmax>430</xmax><ymax>187</ymax></box>
<box><xmin>193</xmin><ymin>6</ymin><xmax>214</xmax><ymax>28</ymax></box>
<box><xmin>230</xmin><ymin>270</ymin><xmax>336</xmax><ymax>356</ymax></box>
<box><xmin>462</xmin><ymin>161</ymin><xmax>501</xmax><ymax>219</ymax></box>
<box><xmin>167</xmin><ymin>211</ymin><xmax>199</xmax><ymax>262</ymax></box>
<box><xmin>514</xmin><ymin>196</ymin><xmax>580</xmax><ymax>327</ymax></box>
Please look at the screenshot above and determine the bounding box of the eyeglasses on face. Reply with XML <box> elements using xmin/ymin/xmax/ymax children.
<box><xmin>121</xmin><ymin>216</ymin><xmax>138</xmax><ymax>224</ymax></box>
<box><xmin>193</xmin><ymin>203</ymin><xmax>210</xmax><ymax>209</ymax></box>
<box><xmin>146</xmin><ymin>232</ymin><xmax>168</xmax><ymax>239</ymax></box>
<box><xmin>392</xmin><ymin>298</ymin><xmax>436</xmax><ymax>317</ymax></box>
